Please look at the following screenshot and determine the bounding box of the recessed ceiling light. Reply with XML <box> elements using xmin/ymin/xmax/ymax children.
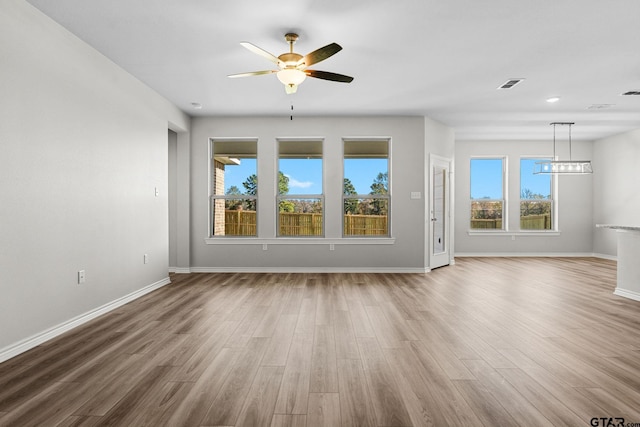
<box><xmin>546</xmin><ymin>97</ymin><xmax>560</xmax><ymax>103</ymax></box>
<box><xmin>191</xmin><ymin>102</ymin><xmax>202</xmax><ymax>109</ymax></box>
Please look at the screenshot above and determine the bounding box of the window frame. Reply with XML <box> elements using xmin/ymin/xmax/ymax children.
<box><xmin>276</xmin><ymin>138</ymin><xmax>325</xmax><ymax>238</ymax></box>
<box><xmin>469</xmin><ymin>156</ymin><xmax>507</xmax><ymax>231</ymax></box>
<box><xmin>519</xmin><ymin>156</ymin><xmax>556</xmax><ymax>232</ymax></box>
<box><xmin>342</xmin><ymin>138</ymin><xmax>391</xmax><ymax>237</ymax></box>
<box><xmin>209</xmin><ymin>138</ymin><xmax>258</xmax><ymax>238</ymax></box>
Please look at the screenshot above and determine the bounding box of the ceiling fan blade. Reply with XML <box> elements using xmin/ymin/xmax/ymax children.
<box><xmin>305</xmin><ymin>70</ymin><xmax>354</xmax><ymax>83</ymax></box>
<box><xmin>228</xmin><ymin>70</ymin><xmax>277</xmax><ymax>78</ymax></box>
<box><xmin>240</xmin><ymin>42</ymin><xmax>281</xmax><ymax>65</ymax></box>
<box><xmin>300</xmin><ymin>43</ymin><xmax>342</xmax><ymax>68</ymax></box>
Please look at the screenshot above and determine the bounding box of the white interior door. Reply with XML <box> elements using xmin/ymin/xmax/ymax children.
<box><xmin>429</xmin><ymin>156</ymin><xmax>451</xmax><ymax>269</ymax></box>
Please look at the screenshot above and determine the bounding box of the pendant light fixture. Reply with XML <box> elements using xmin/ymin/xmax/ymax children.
<box><xmin>534</xmin><ymin>122</ymin><xmax>593</xmax><ymax>174</ymax></box>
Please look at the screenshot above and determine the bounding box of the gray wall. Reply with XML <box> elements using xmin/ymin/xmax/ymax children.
<box><xmin>189</xmin><ymin>116</ymin><xmax>453</xmax><ymax>271</ymax></box>
<box><xmin>454</xmin><ymin>139</ymin><xmax>594</xmax><ymax>255</ymax></box>
<box><xmin>426</xmin><ymin>118</ymin><xmax>455</xmax><ymax>159</ymax></box>
<box><xmin>168</xmin><ymin>130</ymin><xmax>178</xmax><ymax>268</ymax></box>
<box><xmin>593</xmin><ymin>129</ymin><xmax>640</xmax><ymax>257</ymax></box>
<box><xmin>0</xmin><ymin>1</ymin><xmax>189</xmax><ymax>356</ymax></box>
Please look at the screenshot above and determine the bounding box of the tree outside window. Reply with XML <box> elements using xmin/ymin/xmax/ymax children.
<box><xmin>210</xmin><ymin>139</ymin><xmax>257</xmax><ymax>237</ymax></box>
<box><xmin>343</xmin><ymin>139</ymin><xmax>390</xmax><ymax>236</ymax></box>
<box><xmin>520</xmin><ymin>158</ymin><xmax>553</xmax><ymax>230</ymax></box>
<box><xmin>470</xmin><ymin>158</ymin><xmax>504</xmax><ymax>230</ymax></box>
<box><xmin>277</xmin><ymin>139</ymin><xmax>324</xmax><ymax>237</ymax></box>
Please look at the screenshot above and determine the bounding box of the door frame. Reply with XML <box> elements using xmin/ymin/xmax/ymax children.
<box><xmin>428</xmin><ymin>154</ymin><xmax>453</xmax><ymax>270</ymax></box>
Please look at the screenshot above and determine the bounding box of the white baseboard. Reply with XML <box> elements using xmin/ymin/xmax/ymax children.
<box><xmin>169</xmin><ymin>267</ymin><xmax>192</xmax><ymax>274</ymax></box>
<box><xmin>614</xmin><ymin>288</ymin><xmax>640</xmax><ymax>302</ymax></box>
<box><xmin>454</xmin><ymin>252</ymin><xmax>598</xmax><ymax>258</ymax></box>
<box><xmin>592</xmin><ymin>253</ymin><xmax>617</xmax><ymax>261</ymax></box>
<box><xmin>189</xmin><ymin>266</ymin><xmax>429</xmax><ymax>274</ymax></box>
<box><xmin>0</xmin><ymin>277</ymin><xmax>171</xmax><ymax>364</ymax></box>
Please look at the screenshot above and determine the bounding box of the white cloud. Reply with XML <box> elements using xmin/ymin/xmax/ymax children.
<box><xmin>288</xmin><ymin>177</ymin><xmax>313</xmax><ymax>189</ymax></box>
<box><xmin>283</xmin><ymin>173</ymin><xmax>313</xmax><ymax>189</ymax></box>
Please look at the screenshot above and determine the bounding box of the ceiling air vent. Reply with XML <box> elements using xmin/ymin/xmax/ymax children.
<box><xmin>587</xmin><ymin>104</ymin><xmax>615</xmax><ymax>110</ymax></box>
<box><xmin>621</xmin><ymin>90</ymin><xmax>640</xmax><ymax>96</ymax></box>
<box><xmin>497</xmin><ymin>78</ymin><xmax>525</xmax><ymax>89</ymax></box>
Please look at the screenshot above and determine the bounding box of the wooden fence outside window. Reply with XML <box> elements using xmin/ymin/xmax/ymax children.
<box><xmin>470</xmin><ymin>214</ymin><xmax>551</xmax><ymax>230</ymax></box>
<box><xmin>223</xmin><ymin>210</ymin><xmax>388</xmax><ymax>236</ymax></box>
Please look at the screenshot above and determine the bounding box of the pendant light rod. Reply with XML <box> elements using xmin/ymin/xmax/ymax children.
<box><xmin>553</xmin><ymin>123</ymin><xmax>556</xmax><ymax>160</ymax></box>
<box><xmin>568</xmin><ymin>123</ymin><xmax>572</xmax><ymax>160</ymax></box>
<box><xmin>550</xmin><ymin>122</ymin><xmax>575</xmax><ymax>160</ymax></box>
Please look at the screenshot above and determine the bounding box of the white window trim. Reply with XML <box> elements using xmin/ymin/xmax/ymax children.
<box><xmin>468</xmin><ymin>155</ymin><xmax>562</xmax><ymax>235</ymax></box>
<box><xmin>206</xmin><ymin>135</ymin><xmax>397</xmax><ymax>244</ymax></box>
<box><xmin>518</xmin><ymin>156</ymin><xmax>558</xmax><ymax>233</ymax></box>
<box><xmin>209</xmin><ymin>137</ymin><xmax>259</xmax><ymax>238</ymax></box>
<box><xmin>467</xmin><ymin>231</ymin><xmax>561</xmax><ymax>237</ymax></box>
<box><xmin>469</xmin><ymin>156</ymin><xmax>507</xmax><ymax>232</ymax></box>
<box><xmin>205</xmin><ymin>237</ymin><xmax>396</xmax><ymax>245</ymax></box>
<box><xmin>277</xmin><ymin>138</ymin><xmax>325</xmax><ymax>238</ymax></box>
<box><xmin>342</xmin><ymin>137</ymin><xmax>391</xmax><ymax>238</ymax></box>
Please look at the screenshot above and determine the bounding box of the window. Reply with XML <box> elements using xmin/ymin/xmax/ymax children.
<box><xmin>210</xmin><ymin>139</ymin><xmax>257</xmax><ymax>237</ymax></box>
<box><xmin>470</xmin><ymin>158</ymin><xmax>505</xmax><ymax>230</ymax></box>
<box><xmin>343</xmin><ymin>139</ymin><xmax>390</xmax><ymax>236</ymax></box>
<box><xmin>520</xmin><ymin>158</ymin><xmax>553</xmax><ymax>230</ymax></box>
<box><xmin>277</xmin><ymin>139</ymin><xmax>323</xmax><ymax>236</ymax></box>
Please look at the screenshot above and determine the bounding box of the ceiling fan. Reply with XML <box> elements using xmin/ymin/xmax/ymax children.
<box><xmin>228</xmin><ymin>33</ymin><xmax>354</xmax><ymax>94</ymax></box>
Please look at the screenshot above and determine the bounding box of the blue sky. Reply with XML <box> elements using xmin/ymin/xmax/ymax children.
<box><xmin>280</xmin><ymin>159</ymin><xmax>323</xmax><ymax>194</ymax></box>
<box><xmin>223</xmin><ymin>158</ymin><xmax>256</xmax><ymax>194</ymax></box>
<box><xmin>224</xmin><ymin>157</ymin><xmax>548</xmax><ymax>198</ymax></box>
<box><xmin>520</xmin><ymin>158</ymin><xmax>551</xmax><ymax>198</ymax></box>
<box><xmin>344</xmin><ymin>158</ymin><xmax>388</xmax><ymax>194</ymax></box>
<box><xmin>470</xmin><ymin>158</ymin><xmax>551</xmax><ymax>199</ymax></box>
<box><xmin>224</xmin><ymin>158</ymin><xmax>387</xmax><ymax>195</ymax></box>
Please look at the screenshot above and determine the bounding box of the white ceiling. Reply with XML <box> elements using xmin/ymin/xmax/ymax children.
<box><xmin>26</xmin><ymin>0</ymin><xmax>640</xmax><ymax>141</ymax></box>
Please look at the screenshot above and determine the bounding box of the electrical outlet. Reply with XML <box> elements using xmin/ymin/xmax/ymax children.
<box><xmin>155</xmin><ymin>187</ymin><xmax>159</xmax><ymax>197</ymax></box>
<box><xmin>78</xmin><ymin>270</ymin><xmax>86</xmax><ymax>284</ymax></box>
<box><xmin>262</xmin><ymin>244</ymin><xmax>268</xmax><ymax>251</ymax></box>
<box><xmin>330</xmin><ymin>244</ymin><xmax>335</xmax><ymax>251</ymax></box>
<box><xmin>144</xmin><ymin>254</ymin><xmax>149</xmax><ymax>264</ymax></box>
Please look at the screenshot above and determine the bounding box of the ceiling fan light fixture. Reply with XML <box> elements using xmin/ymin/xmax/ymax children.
<box><xmin>230</xmin><ymin>33</ymin><xmax>353</xmax><ymax>93</ymax></box>
<box><xmin>277</xmin><ymin>68</ymin><xmax>307</xmax><ymax>87</ymax></box>
<box><xmin>285</xmin><ymin>83</ymin><xmax>298</xmax><ymax>94</ymax></box>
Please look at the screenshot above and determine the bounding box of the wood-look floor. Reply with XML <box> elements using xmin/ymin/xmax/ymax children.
<box><xmin>1</xmin><ymin>257</ymin><xmax>640</xmax><ymax>426</ymax></box>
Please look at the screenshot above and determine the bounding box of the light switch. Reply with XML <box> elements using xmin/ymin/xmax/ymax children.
<box><xmin>410</xmin><ymin>191</ymin><xmax>421</xmax><ymax>199</ymax></box>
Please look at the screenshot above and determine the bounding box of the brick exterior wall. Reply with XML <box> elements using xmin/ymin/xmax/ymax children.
<box><xmin>213</xmin><ymin>160</ymin><xmax>225</xmax><ymax>236</ymax></box>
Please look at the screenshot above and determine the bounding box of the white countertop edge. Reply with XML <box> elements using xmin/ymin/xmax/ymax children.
<box><xmin>596</xmin><ymin>224</ymin><xmax>640</xmax><ymax>232</ymax></box>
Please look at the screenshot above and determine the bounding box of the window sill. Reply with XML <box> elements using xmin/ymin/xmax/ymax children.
<box><xmin>205</xmin><ymin>237</ymin><xmax>396</xmax><ymax>245</ymax></box>
<box><xmin>467</xmin><ymin>230</ymin><xmax>561</xmax><ymax>237</ymax></box>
